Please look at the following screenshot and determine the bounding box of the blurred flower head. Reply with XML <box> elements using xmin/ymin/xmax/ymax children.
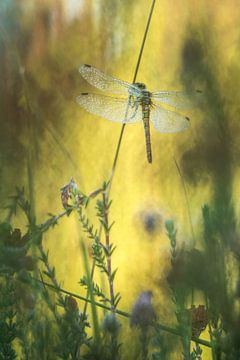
<box><xmin>102</xmin><ymin>313</ymin><xmax>121</xmax><ymax>334</ymax></box>
<box><xmin>136</xmin><ymin>206</ymin><xmax>163</xmax><ymax>235</ymax></box>
<box><xmin>130</xmin><ymin>291</ymin><xmax>156</xmax><ymax>329</ymax></box>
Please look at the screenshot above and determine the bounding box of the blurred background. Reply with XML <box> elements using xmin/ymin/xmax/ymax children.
<box><xmin>1</xmin><ymin>0</ymin><xmax>240</xmax><ymax>358</ymax></box>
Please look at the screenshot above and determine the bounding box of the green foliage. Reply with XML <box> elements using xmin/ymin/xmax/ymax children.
<box><xmin>56</xmin><ymin>296</ymin><xmax>90</xmax><ymax>360</ymax></box>
<box><xmin>0</xmin><ymin>185</ymin><xmax>125</xmax><ymax>359</ymax></box>
<box><xmin>0</xmin><ymin>278</ymin><xmax>18</xmax><ymax>360</ymax></box>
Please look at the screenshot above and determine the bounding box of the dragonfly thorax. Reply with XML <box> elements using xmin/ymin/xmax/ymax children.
<box><xmin>129</xmin><ymin>82</ymin><xmax>151</xmax><ymax>107</ymax></box>
<box><xmin>128</xmin><ymin>82</ymin><xmax>147</xmax><ymax>97</ymax></box>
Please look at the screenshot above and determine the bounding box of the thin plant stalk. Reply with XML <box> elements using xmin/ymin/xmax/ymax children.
<box><xmin>140</xmin><ymin>329</ymin><xmax>149</xmax><ymax>360</ymax></box>
<box><xmin>174</xmin><ymin>157</ymin><xmax>195</xmax><ymax>245</ymax></box>
<box><xmin>108</xmin><ymin>0</ymin><xmax>156</xmax><ymax>193</ymax></box>
<box><xmin>82</xmin><ymin>0</ymin><xmax>156</xmax><ymax>317</ymax></box>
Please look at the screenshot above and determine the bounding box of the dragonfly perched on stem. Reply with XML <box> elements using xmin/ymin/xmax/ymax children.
<box><xmin>76</xmin><ymin>64</ymin><xmax>199</xmax><ymax>163</ymax></box>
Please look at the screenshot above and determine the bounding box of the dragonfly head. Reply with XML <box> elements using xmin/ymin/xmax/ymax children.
<box><xmin>133</xmin><ymin>82</ymin><xmax>147</xmax><ymax>90</ymax></box>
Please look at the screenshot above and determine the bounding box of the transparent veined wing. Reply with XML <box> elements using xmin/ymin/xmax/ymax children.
<box><xmin>150</xmin><ymin>104</ymin><xmax>190</xmax><ymax>133</ymax></box>
<box><xmin>79</xmin><ymin>64</ymin><xmax>133</xmax><ymax>96</ymax></box>
<box><xmin>76</xmin><ymin>92</ymin><xmax>143</xmax><ymax>123</ymax></box>
<box><xmin>151</xmin><ymin>90</ymin><xmax>200</xmax><ymax>110</ymax></box>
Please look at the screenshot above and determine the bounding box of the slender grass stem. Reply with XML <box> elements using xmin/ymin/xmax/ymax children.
<box><xmin>82</xmin><ymin>0</ymin><xmax>156</xmax><ymax>318</ymax></box>
<box><xmin>174</xmin><ymin>157</ymin><xmax>195</xmax><ymax>245</ymax></box>
<box><xmin>132</xmin><ymin>0</ymin><xmax>156</xmax><ymax>84</ymax></box>
<box><xmin>82</xmin><ymin>260</ymin><xmax>96</xmax><ymax>318</ymax></box>
<box><xmin>107</xmin><ymin>0</ymin><xmax>156</xmax><ymax>194</ymax></box>
<box><xmin>0</xmin><ymin>24</ymin><xmax>37</xmax><ymax>218</ymax></box>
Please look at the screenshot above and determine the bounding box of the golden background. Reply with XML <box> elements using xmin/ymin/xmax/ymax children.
<box><xmin>1</xmin><ymin>0</ymin><xmax>240</xmax><ymax>358</ymax></box>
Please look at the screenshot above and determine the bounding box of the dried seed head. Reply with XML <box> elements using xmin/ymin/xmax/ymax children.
<box><xmin>60</xmin><ymin>178</ymin><xmax>80</xmax><ymax>208</ymax></box>
<box><xmin>65</xmin><ymin>295</ymin><xmax>79</xmax><ymax>312</ymax></box>
<box><xmin>190</xmin><ymin>305</ymin><xmax>208</xmax><ymax>337</ymax></box>
<box><xmin>8</xmin><ymin>228</ymin><xmax>21</xmax><ymax>246</ymax></box>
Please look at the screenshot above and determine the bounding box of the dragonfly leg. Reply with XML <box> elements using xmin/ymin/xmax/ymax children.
<box><xmin>126</xmin><ymin>97</ymin><xmax>139</xmax><ymax>121</ymax></box>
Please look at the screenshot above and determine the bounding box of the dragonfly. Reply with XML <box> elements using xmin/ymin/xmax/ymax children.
<box><xmin>76</xmin><ymin>64</ymin><xmax>197</xmax><ymax>163</ymax></box>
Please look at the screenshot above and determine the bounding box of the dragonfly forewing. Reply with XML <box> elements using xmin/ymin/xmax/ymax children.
<box><xmin>79</xmin><ymin>64</ymin><xmax>132</xmax><ymax>96</ymax></box>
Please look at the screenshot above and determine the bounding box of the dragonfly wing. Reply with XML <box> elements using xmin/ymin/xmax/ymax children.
<box><xmin>76</xmin><ymin>93</ymin><xmax>143</xmax><ymax>123</ymax></box>
<box><xmin>79</xmin><ymin>64</ymin><xmax>131</xmax><ymax>95</ymax></box>
<box><xmin>150</xmin><ymin>104</ymin><xmax>190</xmax><ymax>133</ymax></box>
<box><xmin>151</xmin><ymin>90</ymin><xmax>200</xmax><ymax>110</ymax></box>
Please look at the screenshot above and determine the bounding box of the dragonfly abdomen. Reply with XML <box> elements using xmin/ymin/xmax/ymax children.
<box><xmin>141</xmin><ymin>96</ymin><xmax>152</xmax><ymax>163</ymax></box>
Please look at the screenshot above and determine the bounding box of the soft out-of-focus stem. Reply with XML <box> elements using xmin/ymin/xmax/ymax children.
<box><xmin>82</xmin><ymin>260</ymin><xmax>96</xmax><ymax>318</ymax></box>
<box><xmin>140</xmin><ymin>329</ymin><xmax>149</xmax><ymax>360</ymax></box>
<box><xmin>81</xmin><ymin>241</ymin><xmax>100</xmax><ymax>344</ymax></box>
<box><xmin>174</xmin><ymin>157</ymin><xmax>195</xmax><ymax>246</ymax></box>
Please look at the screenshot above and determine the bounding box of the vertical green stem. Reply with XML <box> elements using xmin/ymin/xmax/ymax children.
<box><xmin>140</xmin><ymin>329</ymin><xmax>149</xmax><ymax>360</ymax></box>
<box><xmin>81</xmin><ymin>241</ymin><xmax>100</xmax><ymax>344</ymax></box>
<box><xmin>77</xmin><ymin>0</ymin><xmax>156</xmax><ymax>323</ymax></box>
